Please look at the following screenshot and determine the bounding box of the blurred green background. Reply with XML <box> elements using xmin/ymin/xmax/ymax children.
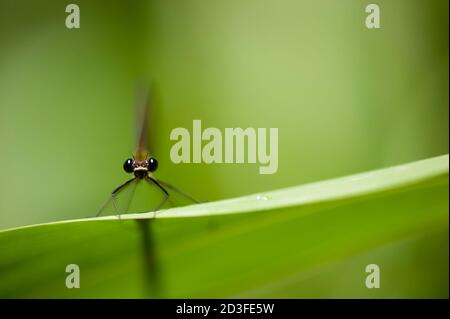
<box><xmin>0</xmin><ymin>0</ymin><xmax>448</xmax><ymax>230</ymax></box>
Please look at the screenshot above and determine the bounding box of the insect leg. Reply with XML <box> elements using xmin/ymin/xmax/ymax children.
<box><xmin>154</xmin><ymin>178</ymin><xmax>200</xmax><ymax>203</ymax></box>
<box><xmin>97</xmin><ymin>177</ymin><xmax>137</xmax><ymax>217</ymax></box>
<box><xmin>146</xmin><ymin>176</ymin><xmax>170</xmax><ymax>212</ymax></box>
<box><xmin>116</xmin><ymin>178</ymin><xmax>139</xmax><ymax>218</ymax></box>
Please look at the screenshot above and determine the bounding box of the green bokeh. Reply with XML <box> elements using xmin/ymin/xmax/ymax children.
<box><xmin>0</xmin><ymin>0</ymin><xmax>448</xmax><ymax>231</ymax></box>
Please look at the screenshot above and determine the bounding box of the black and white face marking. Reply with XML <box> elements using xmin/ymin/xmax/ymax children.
<box><xmin>123</xmin><ymin>157</ymin><xmax>158</xmax><ymax>179</ymax></box>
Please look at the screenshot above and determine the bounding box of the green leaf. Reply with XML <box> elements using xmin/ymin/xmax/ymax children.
<box><xmin>0</xmin><ymin>155</ymin><xmax>448</xmax><ymax>298</ymax></box>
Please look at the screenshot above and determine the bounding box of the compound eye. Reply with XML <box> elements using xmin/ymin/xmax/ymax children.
<box><xmin>123</xmin><ymin>158</ymin><xmax>134</xmax><ymax>173</ymax></box>
<box><xmin>147</xmin><ymin>157</ymin><xmax>158</xmax><ymax>172</ymax></box>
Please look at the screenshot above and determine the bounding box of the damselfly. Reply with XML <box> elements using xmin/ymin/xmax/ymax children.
<box><xmin>97</xmin><ymin>86</ymin><xmax>198</xmax><ymax>216</ymax></box>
